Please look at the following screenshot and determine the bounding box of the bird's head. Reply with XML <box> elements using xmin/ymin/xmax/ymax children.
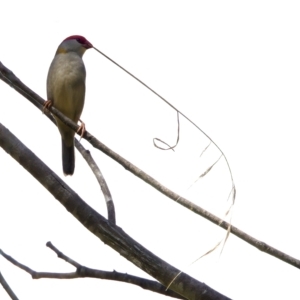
<box><xmin>56</xmin><ymin>35</ymin><xmax>93</xmax><ymax>56</ymax></box>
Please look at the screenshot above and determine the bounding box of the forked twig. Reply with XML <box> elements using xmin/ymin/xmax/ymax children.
<box><xmin>0</xmin><ymin>245</ymin><xmax>184</xmax><ymax>299</ymax></box>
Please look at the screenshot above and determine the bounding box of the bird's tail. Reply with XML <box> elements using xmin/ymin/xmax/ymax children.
<box><xmin>62</xmin><ymin>139</ymin><xmax>75</xmax><ymax>176</ymax></box>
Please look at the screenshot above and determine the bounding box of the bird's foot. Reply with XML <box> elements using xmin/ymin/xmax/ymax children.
<box><xmin>77</xmin><ymin>119</ymin><xmax>86</xmax><ymax>140</ymax></box>
<box><xmin>43</xmin><ymin>100</ymin><xmax>53</xmax><ymax>114</ymax></box>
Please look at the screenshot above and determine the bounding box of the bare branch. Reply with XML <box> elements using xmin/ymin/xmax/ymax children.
<box><xmin>1</xmin><ymin>62</ymin><xmax>300</xmax><ymax>271</ymax></box>
<box><xmin>0</xmin><ymin>122</ymin><xmax>230</xmax><ymax>300</ymax></box>
<box><xmin>75</xmin><ymin>140</ymin><xmax>116</xmax><ymax>224</ymax></box>
<box><xmin>0</xmin><ymin>246</ymin><xmax>184</xmax><ymax>299</ymax></box>
<box><xmin>0</xmin><ymin>271</ymin><xmax>19</xmax><ymax>300</ymax></box>
<box><xmin>46</xmin><ymin>242</ymin><xmax>81</xmax><ymax>268</ymax></box>
<box><xmin>0</xmin><ymin>249</ymin><xmax>76</xmax><ymax>279</ymax></box>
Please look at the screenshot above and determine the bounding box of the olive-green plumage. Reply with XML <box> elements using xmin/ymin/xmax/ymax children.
<box><xmin>47</xmin><ymin>36</ymin><xmax>92</xmax><ymax>175</ymax></box>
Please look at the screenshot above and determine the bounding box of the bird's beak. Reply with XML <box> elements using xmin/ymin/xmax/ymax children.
<box><xmin>84</xmin><ymin>41</ymin><xmax>93</xmax><ymax>49</ymax></box>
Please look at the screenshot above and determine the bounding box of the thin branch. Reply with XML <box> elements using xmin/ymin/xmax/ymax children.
<box><xmin>0</xmin><ymin>246</ymin><xmax>184</xmax><ymax>299</ymax></box>
<box><xmin>1</xmin><ymin>62</ymin><xmax>300</xmax><ymax>270</ymax></box>
<box><xmin>46</xmin><ymin>242</ymin><xmax>81</xmax><ymax>268</ymax></box>
<box><xmin>75</xmin><ymin>140</ymin><xmax>116</xmax><ymax>224</ymax></box>
<box><xmin>0</xmin><ymin>271</ymin><xmax>19</xmax><ymax>300</ymax></box>
<box><xmin>0</xmin><ymin>249</ymin><xmax>76</xmax><ymax>279</ymax></box>
<box><xmin>0</xmin><ymin>122</ymin><xmax>230</xmax><ymax>300</ymax></box>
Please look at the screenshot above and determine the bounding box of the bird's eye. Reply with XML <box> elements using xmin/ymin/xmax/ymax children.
<box><xmin>76</xmin><ymin>37</ymin><xmax>86</xmax><ymax>44</ymax></box>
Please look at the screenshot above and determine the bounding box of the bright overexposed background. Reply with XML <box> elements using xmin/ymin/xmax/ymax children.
<box><xmin>1</xmin><ymin>1</ymin><xmax>300</xmax><ymax>299</ymax></box>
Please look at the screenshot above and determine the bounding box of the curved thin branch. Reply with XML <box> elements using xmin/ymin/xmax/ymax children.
<box><xmin>0</xmin><ymin>62</ymin><xmax>300</xmax><ymax>270</ymax></box>
<box><xmin>75</xmin><ymin>140</ymin><xmax>116</xmax><ymax>224</ymax></box>
<box><xmin>0</xmin><ymin>271</ymin><xmax>19</xmax><ymax>300</ymax></box>
<box><xmin>0</xmin><ymin>122</ymin><xmax>230</xmax><ymax>300</ymax></box>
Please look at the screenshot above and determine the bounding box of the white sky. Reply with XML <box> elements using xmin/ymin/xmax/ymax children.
<box><xmin>1</xmin><ymin>1</ymin><xmax>300</xmax><ymax>299</ymax></box>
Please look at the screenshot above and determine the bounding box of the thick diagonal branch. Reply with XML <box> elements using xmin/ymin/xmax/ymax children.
<box><xmin>0</xmin><ymin>271</ymin><xmax>19</xmax><ymax>300</ymax></box>
<box><xmin>0</xmin><ymin>123</ymin><xmax>230</xmax><ymax>300</ymax></box>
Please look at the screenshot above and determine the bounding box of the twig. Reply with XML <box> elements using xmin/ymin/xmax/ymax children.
<box><xmin>75</xmin><ymin>140</ymin><xmax>116</xmax><ymax>224</ymax></box>
<box><xmin>46</xmin><ymin>242</ymin><xmax>81</xmax><ymax>268</ymax></box>
<box><xmin>48</xmin><ymin>242</ymin><xmax>184</xmax><ymax>298</ymax></box>
<box><xmin>0</xmin><ymin>245</ymin><xmax>184</xmax><ymax>299</ymax></box>
<box><xmin>0</xmin><ymin>271</ymin><xmax>19</xmax><ymax>300</ymax></box>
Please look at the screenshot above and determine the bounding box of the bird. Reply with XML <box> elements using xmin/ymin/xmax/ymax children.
<box><xmin>45</xmin><ymin>35</ymin><xmax>93</xmax><ymax>175</ymax></box>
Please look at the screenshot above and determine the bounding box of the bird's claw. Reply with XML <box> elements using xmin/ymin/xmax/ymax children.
<box><xmin>77</xmin><ymin>120</ymin><xmax>86</xmax><ymax>140</ymax></box>
<box><xmin>43</xmin><ymin>100</ymin><xmax>53</xmax><ymax>114</ymax></box>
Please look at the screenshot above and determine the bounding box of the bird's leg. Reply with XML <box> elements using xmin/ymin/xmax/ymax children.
<box><xmin>43</xmin><ymin>100</ymin><xmax>53</xmax><ymax>113</ymax></box>
<box><xmin>77</xmin><ymin>119</ymin><xmax>86</xmax><ymax>140</ymax></box>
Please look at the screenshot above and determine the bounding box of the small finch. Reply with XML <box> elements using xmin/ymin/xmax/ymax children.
<box><xmin>46</xmin><ymin>35</ymin><xmax>93</xmax><ymax>175</ymax></box>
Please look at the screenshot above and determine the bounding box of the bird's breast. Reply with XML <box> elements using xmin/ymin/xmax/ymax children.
<box><xmin>48</xmin><ymin>53</ymin><xmax>86</xmax><ymax>87</ymax></box>
<box><xmin>47</xmin><ymin>52</ymin><xmax>86</xmax><ymax>122</ymax></box>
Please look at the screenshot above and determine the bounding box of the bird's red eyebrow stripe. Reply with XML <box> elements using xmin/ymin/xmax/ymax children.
<box><xmin>63</xmin><ymin>35</ymin><xmax>85</xmax><ymax>42</ymax></box>
<box><xmin>63</xmin><ymin>35</ymin><xmax>93</xmax><ymax>48</ymax></box>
